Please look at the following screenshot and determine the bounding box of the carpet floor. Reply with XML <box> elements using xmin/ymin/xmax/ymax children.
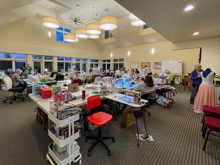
<box><xmin>0</xmin><ymin>85</ymin><xmax>219</xmax><ymax>165</ymax></box>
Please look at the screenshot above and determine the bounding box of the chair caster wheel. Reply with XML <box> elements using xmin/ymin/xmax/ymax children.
<box><xmin>10</xmin><ymin>102</ymin><xmax>12</xmax><ymax>104</ymax></box>
<box><xmin>112</xmin><ymin>138</ymin><xmax>116</xmax><ymax>142</ymax></box>
<box><xmin>88</xmin><ymin>152</ymin><xmax>91</xmax><ymax>157</ymax></box>
<box><xmin>107</xmin><ymin>151</ymin><xmax>111</xmax><ymax>156</ymax></box>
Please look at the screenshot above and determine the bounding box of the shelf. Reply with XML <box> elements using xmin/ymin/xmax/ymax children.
<box><xmin>48</xmin><ymin>130</ymin><xmax>80</xmax><ymax>148</ymax></box>
<box><xmin>48</xmin><ymin>112</ymin><xmax>80</xmax><ymax>128</ymax></box>
<box><xmin>48</xmin><ymin>143</ymin><xmax>81</xmax><ymax>165</ymax></box>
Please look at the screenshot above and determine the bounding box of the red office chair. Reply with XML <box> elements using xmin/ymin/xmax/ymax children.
<box><xmin>85</xmin><ymin>95</ymin><xmax>115</xmax><ymax>156</ymax></box>
<box><xmin>73</xmin><ymin>79</ymin><xmax>82</xmax><ymax>86</ymax></box>
<box><xmin>202</xmin><ymin>116</ymin><xmax>220</xmax><ymax>151</ymax></box>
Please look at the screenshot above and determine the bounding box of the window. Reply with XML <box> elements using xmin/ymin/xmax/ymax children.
<box><xmin>45</xmin><ymin>62</ymin><xmax>53</xmax><ymax>72</ymax></box>
<box><xmin>90</xmin><ymin>59</ymin><xmax>99</xmax><ymax>69</ymax></box>
<box><xmin>34</xmin><ymin>62</ymin><xmax>41</xmax><ymax>73</ymax></box>
<box><xmin>45</xmin><ymin>56</ymin><xmax>53</xmax><ymax>60</ymax></box>
<box><xmin>75</xmin><ymin>58</ymin><xmax>80</xmax><ymax>61</ymax></box>
<box><xmin>0</xmin><ymin>61</ymin><xmax>12</xmax><ymax>72</ymax></box>
<box><xmin>0</xmin><ymin>53</ymin><xmax>27</xmax><ymax>72</ymax></box>
<box><xmin>102</xmin><ymin>59</ymin><xmax>111</xmax><ymax>70</ymax></box>
<box><xmin>75</xmin><ymin>63</ymin><xmax>80</xmax><ymax>71</ymax></box>
<box><xmin>15</xmin><ymin>61</ymin><xmax>26</xmax><ymax>70</ymax></box>
<box><xmin>56</xmin><ymin>27</ymin><xmax>71</xmax><ymax>43</ymax></box>
<box><xmin>113</xmin><ymin>58</ymin><xmax>124</xmax><ymax>71</ymax></box>
<box><xmin>14</xmin><ymin>54</ymin><xmax>26</xmax><ymax>59</ymax></box>
<box><xmin>32</xmin><ymin>55</ymin><xmax>42</xmax><ymax>60</ymax></box>
<box><xmin>143</xmin><ymin>24</ymin><xmax>150</xmax><ymax>29</ymax></box>
<box><xmin>57</xmin><ymin>57</ymin><xmax>72</xmax><ymax>72</ymax></box>
<box><xmin>82</xmin><ymin>59</ymin><xmax>87</xmax><ymax>72</ymax></box>
<box><xmin>105</xmin><ymin>30</ymin><xmax>113</xmax><ymax>39</ymax></box>
<box><xmin>0</xmin><ymin>53</ymin><xmax>12</xmax><ymax>58</ymax></box>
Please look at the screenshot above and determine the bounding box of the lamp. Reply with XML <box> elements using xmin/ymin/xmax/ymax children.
<box><xmin>75</xmin><ymin>29</ymin><xmax>88</xmax><ymax>39</ymax></box>
<box><xmin>86</xmin><ymin>23</ymin><xmax>101</xmax><ymax>34</ymax></box>
<box><xmin>89</xmin><ymin>34</ymin><xmax>99</xmax><ymax>39</ymax></box>
<box><xmin>42</xmin><ymin>16</ymin><xmax>59</xmax><ymax>29</ymax></box>
<box><xmin>64</xmin><ymin>35</ymin><xmax>76</xmax><ymax>42</ymax></box>
<box><xmin>99</xmin><ymin>16</ymin><xmax>117</xmax><ymax>30</ymax></box>
<box><xmin>131</xmin><ymin>19</ymin><xmax>145</xmax><ymax>26</ymax></box>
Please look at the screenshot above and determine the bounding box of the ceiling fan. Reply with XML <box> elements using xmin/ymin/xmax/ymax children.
<box><xmin>69</xmin><ymin>16</ymin><xmax>82</xmax><ymax>25</ymax></box>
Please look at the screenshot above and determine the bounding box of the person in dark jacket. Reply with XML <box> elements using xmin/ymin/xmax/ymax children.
<box><xmin>190</xmin><ymin>64</ymin><xmax>202</xmax><ymax>107</ymax></box>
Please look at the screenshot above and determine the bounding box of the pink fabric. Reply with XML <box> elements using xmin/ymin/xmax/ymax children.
<box><xmin>193</xmin><ymin>84</ymin><xmax>218</xmax><ymax>114</ymax></box>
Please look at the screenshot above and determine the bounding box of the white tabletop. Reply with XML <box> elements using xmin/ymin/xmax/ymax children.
<box><xmin>105</xmin><ymin>93</ymin><xmax>148</xmax><ymax>108</ymax></box>
<box><xmin>28</xmin><ymin>93</ymin><xmax>51</xmax><ymax>103</ymax></box>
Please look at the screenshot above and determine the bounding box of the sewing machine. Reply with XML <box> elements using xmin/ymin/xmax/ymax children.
<box><xmin>124</xmin><ymin>90</ymin><xmax>141</xmax><ymax>104</ymax></box>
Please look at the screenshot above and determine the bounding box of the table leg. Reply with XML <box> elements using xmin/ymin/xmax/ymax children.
<box><xmin>184</xmin><ymin>80</ymin><xmax>186</xmax><ymax>91</ymax></box>
<box><xmin>107</xmin><ymin>99</ymin><xmax>110</xmax><ymax>114</ymax></box>
<box><xmin>142</xmin><ymin>107</ymin><xmax>148</xmax><ymax>134</ymax></box>
<box><xmin>136</xmin><ymin>117</ymin><xmax>139</xmax><ymax>147</ymax></box>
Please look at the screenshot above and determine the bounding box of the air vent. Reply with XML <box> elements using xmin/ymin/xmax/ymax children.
<box><xmin>103</xmin><ymin>8</ymin><xmax>110</xmax><ymax>13</ymax></box>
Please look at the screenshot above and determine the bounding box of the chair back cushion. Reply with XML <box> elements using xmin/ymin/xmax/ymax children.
<box><xmin>87</xmin><ymin>95</ymin><xmax>101</xmax><ymax>110</ymax></box>
<box><xmin>3</xmin><ymin>77</ymin><xmax>12</xmax><ymax>91</ymax></box>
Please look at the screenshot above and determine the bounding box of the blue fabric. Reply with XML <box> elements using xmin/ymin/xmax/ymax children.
<box><xmin>160</xmin><ymin>76</ymin><xmax>169</xmax><ymax>85</ymax></box>
<box><xmin>190</xmin><ymin>70</ymin><xmax>202</xmax><ymax>85</ymax></box>
<box><xmin>100</xmin><ymin>72</ymin><xmax>105</xmax><ymax>76</ymax></box>
<box><xmin>203</xmin><ymin>68</ymin><xmax>211</xmax><ymax>78</ymax></box>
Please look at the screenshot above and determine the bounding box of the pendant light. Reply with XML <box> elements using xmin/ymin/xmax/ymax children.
<box><xmin>75</xmin><ymin>29</ymin><xmax>88</xmax><ymax>39</ymax></box>
<box><xmin>131</xmin><ymin>19</ymin><xmax>145</xmax><ymax>26</ymax></box>
<box><xmin>88</xmin><ymin>34</ymin><xmax>99</xmax><ymax>39</ymax></box>
<box><xmin>64</xmin><ymin>34</ymin><xmax>76</xmax><ymax>42</ymax></box>
<box><xmin>129</xmin><ymin>12</ymin><xmax>139</xmax><ymax>21</ymax></box>
<box><xmin>99</xmin><ymin>0</ymin><xmax>117</xmax><ymax>30</ymax></box>
<box><xmin>75</xmin><ymin>14</ymin><xmax>88</xmax><ymax>39</ymax></box>
<box><xmin>42</xmin><ymin>3</ymin><xmax>59</xmax><ymax>28</ymax></box>
<box><xmin>86</xmin><ymin>7</ymin><xmax>101</xmax><ymax>35</ymax></box>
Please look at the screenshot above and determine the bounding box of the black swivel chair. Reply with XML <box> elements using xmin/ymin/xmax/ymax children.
<box><xmin>3</xmin><ymin>77</ymin><xmax>25</xmax><ymax>104</ymax></box>
<box><xmin>141</xmin><ymin>93</ymin><xmax>155</xmax><ymax>116</ymax></box>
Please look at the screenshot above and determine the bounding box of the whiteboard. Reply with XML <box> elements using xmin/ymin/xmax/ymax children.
<box><xmin>162</xmin><ymin>60</ymin><xmax>182</xmax><ymax>75</ymax></box>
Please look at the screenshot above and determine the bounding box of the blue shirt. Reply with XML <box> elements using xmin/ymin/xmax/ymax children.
<box><xmin>190</xmin><ymin>70</ymin><xmax>202</xmax><ymax>85</ymax></box>
<box><xmin>145</xmin><ymin>67</ymin><xmax>152</xmax><ymax>75</ymax></box>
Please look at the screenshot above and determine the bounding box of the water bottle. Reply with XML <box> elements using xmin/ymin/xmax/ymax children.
<box><xmin>82</xmin><ymin>90</ymin><xmax>86</xmax><ymax>100</ymax></box>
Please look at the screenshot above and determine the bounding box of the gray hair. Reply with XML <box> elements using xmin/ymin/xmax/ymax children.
<box><xmin>7</xmin><ymin>69</ymin><xmax>14</xmax><ymax>73</ymax></box>
<box><xmin>195</xmin><ymin>64</ymin><xmax>201</xmax><ymax>69</ymax></box>
<box><xmin>165</xmin><ymin>69</ymin><xmax>171</xmax><ymax>74</ymax></box>
<box><xmin>16</xmin><ymin>69</ymin><xmax>22</xmax><ymax>74</ymax></box>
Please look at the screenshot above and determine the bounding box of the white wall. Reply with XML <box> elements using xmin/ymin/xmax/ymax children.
<box><xmin>172</xmin><ymin>37</ymin><xmax>220</xmax><ymax>75</ymax></box>
<box><xmin>101</xmin><ymin>41</ymin><xmax>200</xmax><ymax>76</ymax></box>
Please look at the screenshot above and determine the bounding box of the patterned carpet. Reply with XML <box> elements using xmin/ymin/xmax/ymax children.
<box><xmin>0</xmin><ymin>85</ymin><xmax>219</xmax><ymax>165</ymax></box>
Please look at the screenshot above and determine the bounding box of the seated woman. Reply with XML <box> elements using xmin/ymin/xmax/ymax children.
<box><xmin>135</xmin><ymin>69</ymin><xmax>140</xmax><ymax>74</ymax></box>
<box><xmin>134</xmin><ymin>75</ymin><xmax>156</xmax><ymax>95</ymax></box>
<box><xmin>22</xmin><ymin>70</ymin><xmax>29</xmax><ymax>79</ymax></box>
<box><xmin>11</xmin><ymin>69</ymin><xmax>26</xmax><ymax>88</ymax></box>
<box><xmin>164</xmin><ymin>70</ymin><xmax>174</xmax><ymax>84</ymax></box>
<box><xmin>130</xmin><ymin>69</ymin><xmax>136</xmax><ymax>77</ymax></box>
<box><xmin>99</xmin><ymin>68</ymin><xmax>105</xmax><ymax>77</ymax></box>
<box><xmin>6</xmin><ymin>69</ymin><xmax>14</xmax><ymax>77</ymax></box>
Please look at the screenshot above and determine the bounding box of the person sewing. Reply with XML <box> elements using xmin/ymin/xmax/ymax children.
<box><xmin>99</xmin><ymin>68</ymin><xmax>105</xmax><ymax>77</ymax></box>
<box><xmin>135</xmin><ymin>69</ymin><xmax>140</xmax><ymax>74</ymax></box>
<box><xmin>164</xmin><ymin>70</ymin><xmax>174</xmax><ymax>84</ymax></box>
<box><xmin>130</xmin><ymin>69</ymin><xmax>136</xmax><ymax>77</ymax></box>
<box><xmin>193</xmin><ymin>68</ymin><xmax>218</xmax><ymax>113</ymax></box>
<box><xmin>144</xmin><ymin>65</ymin><xmax>152</xmax><ymax>75</ymax></box>
<box><xmin>153</xmin><ymin>74</ymin><xmax>169</xmax><ymax>85</ymax></box>
<box><xmin>6</xmin><ymin>69</ymin><xmax>14</xmax><ymax>77</ymax></box>
<box><xmin>189</xmin><ymin>64</ymin><xmax>202</xmax><ymax>108</ymax></box>
<box><xmin>11</xmin><ymin>69</ymin><xmax>26</xmax><ymax>87</ymax></box>
<box><xmin>134</xmin><ymin>75</ymin><xmax>156</xmax><ymax>95</ymax></box>
<box><xmin>121</xmin><ymin>65</ymin><xmax>126</xmax><ymax>71</ymax></box>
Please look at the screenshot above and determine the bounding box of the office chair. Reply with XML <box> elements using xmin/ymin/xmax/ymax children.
<box><xmin>141</xmin><ymin>94</ymin><xmax>154</xmax><ymax>116</ymax></box>
<box><xmin>3</xmin><ymin>77</ymin><xmax>25</xmax><ymax>104</ymax></box>
<box><xmin>85</xmin><ymin>95</ymin><xmax>115</xmax><ymax>156</ymax></box>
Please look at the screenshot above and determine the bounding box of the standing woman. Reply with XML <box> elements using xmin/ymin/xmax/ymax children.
<box><xmin>190</xmin><ymin>64</ymin><xmax>202</xmax><ymax>108</ymax></box>
<box><xmin>145</xmin><ymin>65</ymin><xmax>152</xmax><ymax>75</ymax></box>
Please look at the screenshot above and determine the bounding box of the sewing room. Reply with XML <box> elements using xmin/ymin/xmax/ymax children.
<box><xmin>0</xmin><ymin>0</ymin><xmax>220</xmax><ymax>165</ymax></box>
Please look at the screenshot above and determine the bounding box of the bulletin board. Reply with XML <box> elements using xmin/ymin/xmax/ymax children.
<box><xmin>130</xmin><ymin>62</ymin><xmax>139</xmax><ymax>69</ymax></box>
<box><xmin>141</xmin><ymin>62</ymin><xmax>150</xmax><ymax>69</ymax></box>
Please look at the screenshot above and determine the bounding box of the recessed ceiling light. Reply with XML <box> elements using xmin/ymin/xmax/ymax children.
<box><xmin>184</xmin><ymin>5</ymin><xmax>194</xmax><ymax>11</ymax></box>
<box><xmin>193</xmin><ymin>32</ymin><xmax>199</xmax><ymax>35</ymax></box>
<box><xmin>76</xmin><ymin>4</ymin><xmax>81</xmax><ymax>8</ymax></box>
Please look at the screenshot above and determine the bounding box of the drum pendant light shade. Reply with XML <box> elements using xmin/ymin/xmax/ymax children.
<box><xmin>42</xmin><ymin>16</ymin><xmax>59</xmax><ymax>28</ymax></box>
<box><xmin>64</xmin><ymin>35</ymin><xmax>76</xmax><ymax>42</ymax></box>
<box><xmin>131</xmin><ymin>19</ymin><xmax>145</xmax><ymax>26</ymax></box>
<box><xmin>89</xmin><ymin>34</ymin><xmax>99</xmax><ymax>39</ymax></box>
<box><xmin>75</xmin><ymin>29</ymin><xmax>89</xmax><ymax>38</ymax></box>
<box><xmin>86</xmin><ymin>23</ymin><xmax>101</xmax><ymax>35</ymax></box>
<box><xmin>99</xmin><ymin>16</ymin><xmax>117</xmax><ymax>30</ymax></box>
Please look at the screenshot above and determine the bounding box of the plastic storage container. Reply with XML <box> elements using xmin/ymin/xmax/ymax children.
<box><xmin>39</xmin><ymin>88</ymin><xmax>52</xmax><ymax>99</ymax></box>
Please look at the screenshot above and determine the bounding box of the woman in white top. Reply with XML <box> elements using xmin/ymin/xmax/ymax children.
<box><xmin>134</xmin><ymin>75</ymin><xmax>156</xmax><ymax>95</ymax></box>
